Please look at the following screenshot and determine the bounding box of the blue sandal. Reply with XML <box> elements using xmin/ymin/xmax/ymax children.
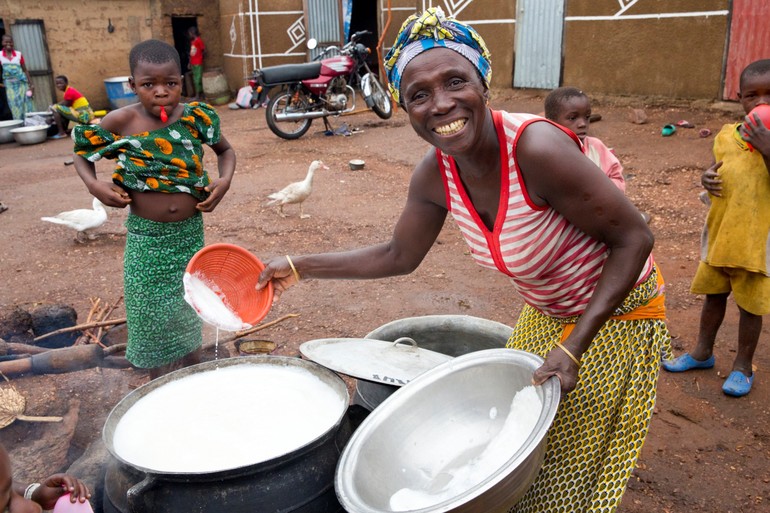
<box><xmin>722</xmin><ymin>370</ymin><xmax>754</xmax><ymax>397</ymax></box>
<box><xmin>662</xmin><ymin>353</ymin><xmax>715</xmax><ymax>372</ymax></box>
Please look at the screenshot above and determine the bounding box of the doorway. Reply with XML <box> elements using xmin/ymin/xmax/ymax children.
<box><xmin>347</xmin><ymin>0</ymin><xmax>380</xmax><ymax>75</ymax></box>
<box><xmin>171</xmin><ymin>16</ymin><xmax>198</xmax><ymax>97</ymax></box>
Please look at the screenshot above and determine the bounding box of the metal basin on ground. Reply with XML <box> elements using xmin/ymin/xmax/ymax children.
<box><xmin>0</xmin><ymin>119</ymin><xmax>24</xmax><ymax>143</ymax></box>
<box><xmin>103</xmin><ymin>356</ymin><xmax>351</xmax><ymax>513</ymax></box>
<box><xmin>336</xmin><ymin>349</ymin><xmax>560</xmax><ymax>513</ymax></box>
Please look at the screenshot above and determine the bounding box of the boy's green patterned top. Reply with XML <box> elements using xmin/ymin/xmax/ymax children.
<box><xmin>73</xmin><ymin>102</ymin><xmax>221</xmax><ymax>200</ymax></box>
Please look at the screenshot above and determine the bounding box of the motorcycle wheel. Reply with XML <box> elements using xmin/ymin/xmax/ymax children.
<box><xmin>369</xmin><ymin>78</ymin><xmax>393</xmax><ymax>120</ymax></box>
<box><xmin>266</xmin><ymin>91</ymin><xmax>313</xmax><ymax>140</ymax></box>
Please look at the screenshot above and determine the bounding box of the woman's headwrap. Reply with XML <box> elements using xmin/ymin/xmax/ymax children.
<box><xmin>383</xmin><ymin>7</ymin><xmax>492</xmax><ymax>103</ymax></box>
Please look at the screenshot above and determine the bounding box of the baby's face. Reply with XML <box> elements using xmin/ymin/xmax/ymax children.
<box><xmin>553</xmin><ymin>96</ymin><xmax>591</xmax><ymax>141</ymax></box>
<box><xmin>130</xmin><ymin>60</ymin><xmax>183</xmax><ymax>121</ymax></box>
<box><xmin>739</xmin><ymin>72</ymin><xmax>770</xmax><ymax>115</ymax></box>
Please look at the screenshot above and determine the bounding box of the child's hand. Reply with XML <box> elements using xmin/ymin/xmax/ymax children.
<box><xmin>89</xmin><ymin>181</ymin><xmax>131</xmax><ymax>208</ymax></box>
<box><xmin>741</xmin><ymin>112</ymin><xmax>770</xmax><ymax>157</ymax></box>
<box><xmin>701</xmin><ymin>161</ymin><xmax>723</xmax><ymax>197</ymax></box>
<box><xmin>34</xmin><ymin>473</ymin><xmax>91</xmax><ymax>509</ymax></box>
<box><xmin>196</xmin><ymin>177</ymin><xmax>231</xmax><ymax>212</ymax></box>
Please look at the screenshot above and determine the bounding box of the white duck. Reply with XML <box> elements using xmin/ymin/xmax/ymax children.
<box><xmin>41</xmin><ymin>197</ymin><xmax>108</xmax><ymax>243</ymax></box>
<box><xmin>266</xmin><ymin>160</ymin><xmax>329</xmax><ymax>218</ymax></box>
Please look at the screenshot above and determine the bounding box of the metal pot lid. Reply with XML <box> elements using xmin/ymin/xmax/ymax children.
<box><xmin>300</xmin><ymin>337</ymin><xmax>452</xmax><ymax>387</ymax></box>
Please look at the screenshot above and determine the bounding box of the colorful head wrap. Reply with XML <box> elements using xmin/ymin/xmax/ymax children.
<box><xmin>383</xmin><ymin>7</ymin><xmax>492</xmax><ymax>103</ymax></box>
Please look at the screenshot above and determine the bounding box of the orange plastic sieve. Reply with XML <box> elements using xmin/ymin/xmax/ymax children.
<box><xmin>185</xmin><ymin>243</ymin><xmax>274</xmax><ymax>326</ymax></box>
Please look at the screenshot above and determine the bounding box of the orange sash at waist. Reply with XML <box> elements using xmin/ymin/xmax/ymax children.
<box><xmin>561</xmin><ymin>270</ymin><xmax>666</xmax><ymax>341</ymax></box>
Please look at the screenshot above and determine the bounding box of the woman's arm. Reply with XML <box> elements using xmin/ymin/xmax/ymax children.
<box><xmin>517</xmin><ymin>121</ymin><xmax>654</xmax><ymax>391</ymax></box>
<box><xmin>257</xmin><ymin>150</ymin><xmax>448</xmax><ymax>298</ymax></box>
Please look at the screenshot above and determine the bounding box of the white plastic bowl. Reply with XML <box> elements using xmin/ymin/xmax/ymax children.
<box><xmin>11</xmin><ymin>125</ymin><xmax>49</xmax><ymax>145</ymax></box>
<box><xmin>0</xmin><ymin>119</ymin><xmax>24</xmax><ymax>143</ymax></box>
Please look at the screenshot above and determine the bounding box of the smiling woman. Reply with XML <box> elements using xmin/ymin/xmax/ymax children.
<box><xmin>255</xmin><ymin>7</ymin><xmax>670</xmax><ymax>512</ymax></box>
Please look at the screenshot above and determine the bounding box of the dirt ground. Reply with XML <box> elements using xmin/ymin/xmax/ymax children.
<box><xmin>0</xmin><ymin>89</ymin><xmax>768</xmax><ymax>513</ymax></box>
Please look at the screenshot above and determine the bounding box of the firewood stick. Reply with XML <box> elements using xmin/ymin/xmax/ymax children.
<box><xmin>33</xmin><ymin>318</ymin><xmax>127</xmax><ymax>342</ymax></box>
<box><xmin>95</xmin><ymin>295</ymin><xmax>123</xmax><ymax>343</ymax></box>
<box><xmin>16</xmin><ymin>414</ymin><xmax>63</xmax><ymax>423</ymax></box>
<box><xmin>202</xmin><ymin>314</ymin><xmax>299</xmax><ymax>350</ymax></box>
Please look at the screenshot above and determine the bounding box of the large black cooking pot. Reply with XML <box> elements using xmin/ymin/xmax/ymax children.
<box><xmin>102</xmin><ymin>356</ymin><xmax>355</xmax><ymax>513</ymax></box>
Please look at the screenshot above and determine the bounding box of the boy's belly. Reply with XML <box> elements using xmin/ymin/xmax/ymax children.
<box><xmin>129</xmin><ymin>190</ymin><xmax>200</xmax><ymax>222</ymax></box>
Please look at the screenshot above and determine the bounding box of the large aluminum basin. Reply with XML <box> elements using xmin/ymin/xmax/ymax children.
<box><xmin>336</xmin><ymin>348</ymin><xmax>560</xmax><ymax>513</ymax></box>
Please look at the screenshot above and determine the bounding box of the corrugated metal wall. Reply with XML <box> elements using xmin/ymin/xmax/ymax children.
<box><xmin>513</xmin><ymin>0</ymin><xmax>564</xmax><ymax>89</ymax></box>
<box><xmin>306</xmin><ymin>0</ymin><xmax>343</xmax><ymax>59</ymax></box>
<box><xmin>722</xmin><ymin>0</ymin><xmax>770</xmax><ymax>100</ymax></box>
<box><xmin>9</xmin><ymin>20</ymin><xmax>55</xmax><ymax>111</ymax></box>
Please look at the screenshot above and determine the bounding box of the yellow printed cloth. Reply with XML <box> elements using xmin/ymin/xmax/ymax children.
<box><xmin>52</xmin><ymin>102</ymin><xmax>93</xmax><ymax>124</ymax></box>
<box><xmin>72</xmin><ymin>102</ymin><xmax>220</xmax><ymax>201</ymax></box>
<box><xmin>700</xmin><ymin>123</ymin><xmax>770</xmax><ymax>276</ymax></box>
<box><xmin>507</xmin><ymin>266</ymin><xmax>671</xmax><ymax>513</ymax></box>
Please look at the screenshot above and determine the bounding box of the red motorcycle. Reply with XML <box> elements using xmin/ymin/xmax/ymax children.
<box><xmin>254</xmin><ymin>30</ymin><xmax>392</xmax><ymax>140</ymax></box>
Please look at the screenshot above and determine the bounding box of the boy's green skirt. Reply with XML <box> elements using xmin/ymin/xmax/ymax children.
<box><xmin>124</xmin><ymin>212</ymin><xmax>204</xmax><ymax>369</ymax></box>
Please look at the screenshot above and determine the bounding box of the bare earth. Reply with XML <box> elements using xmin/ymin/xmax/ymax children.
<box><xmin>0</xmin><ymin>89</ymin><xmax>768</xmax><ymax>513</ymax></box>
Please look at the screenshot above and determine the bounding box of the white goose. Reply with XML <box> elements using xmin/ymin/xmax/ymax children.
<box><xmin>41</xmin><ymin>197</ymin><xmax>108</xmax><ymax>243</ymax></box>
<box><xmin>266</xmin><ymin>160</ymin><xmax>329</xmax><ymax>218</ymax></box>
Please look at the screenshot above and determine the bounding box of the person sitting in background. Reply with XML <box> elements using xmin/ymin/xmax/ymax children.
<box><xmin>51</xmin><ymin>75</ymin><xmax>94</xmax><ymax>139</ymax></box>
<box><xmin>0</xmin><ymin>443</ymin><xmax>91</xmax><ymax>512</ymax></box>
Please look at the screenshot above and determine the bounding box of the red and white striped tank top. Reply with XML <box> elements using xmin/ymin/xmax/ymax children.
<box><xmin>437</xmin><ymin>110</ymin><xmax>653</xmax><ymax>318</ymax></box>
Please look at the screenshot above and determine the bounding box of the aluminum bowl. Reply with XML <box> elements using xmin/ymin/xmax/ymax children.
<box><xmin>10</xmin><ymin>125</ymin><xmax>49</xmax><ymax>145</ymax></box>
<box><xmin>336</xmin><ymin>348</ymin><xmax>560</xmax><ymax>513</ymax></box>
<box><xmin>0</xmin><ymin>119</ymin><xmax>24</xmax><ymax>143</ymax></box>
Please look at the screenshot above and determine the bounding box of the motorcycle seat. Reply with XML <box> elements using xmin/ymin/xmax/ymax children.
<box><xmin>259</xmin><ymin>63</ymin><xmax>323</xmax><ymax>85</ymax></box>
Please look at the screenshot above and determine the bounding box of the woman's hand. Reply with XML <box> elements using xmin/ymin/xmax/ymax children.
<box><xmin>256</xmin><ymin>256</ymin><xmax>299</xmax><ymax>301</ymax></box>
<box><xmin>33</xmin><ymin>473</ymin><xmax>91</xmax><ymax>510</ymax></box>
<box><xmin>701</xmin><ymin>161</ymin><xmax>723</xmax><ymax>197</ymax></box>
<box><xmin>196</xmin><ymin>177</ymin><xmax>231</xmax><ymax>212</ymax></box>
<box><xmin>532</xmin><ymin>344</ymin><xmax>580</xmax><ymax>393</ymax></box>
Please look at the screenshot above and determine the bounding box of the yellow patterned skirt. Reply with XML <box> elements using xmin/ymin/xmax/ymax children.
<box><xmin>508</xmin><ymin>268</ymin><xmax>671</xmax><ymax>513</ymax></box>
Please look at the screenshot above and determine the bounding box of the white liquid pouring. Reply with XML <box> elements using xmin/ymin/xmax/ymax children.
<box><xmin>183</xmin><ymin>272</ymin><xmax>251</xmax><ymax>331</ymax></box>
<box><xmin>389</xmin><ymin>385</ymin><xmax>542</xmax><ymax>511</ymax></box>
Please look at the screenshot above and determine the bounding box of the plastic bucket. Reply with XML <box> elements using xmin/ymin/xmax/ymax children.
<box><xmin>202</xmin><ymin>70</ymin><xmax>231</xmax><ymax>105</ymax></box>
<box><xmin>355</xmin><ymin>315</ymin><xmax>515</xmax><ymax>410</ymax></box>
<box><xmin>104</xmin><ymin>77</ymin><xmax>138</xmax><ymax>110</ymax></box>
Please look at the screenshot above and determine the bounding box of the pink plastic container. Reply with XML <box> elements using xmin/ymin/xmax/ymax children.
<box><xmin>53</xmin><ymin>494</ymin><xmax>94</xmax><ymax>513</ymax></box>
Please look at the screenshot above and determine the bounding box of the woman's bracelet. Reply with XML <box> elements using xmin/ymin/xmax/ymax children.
<box><xmin>24</xmin><ymin>483</ymin><xmax>41</xmax><ymax>500</ymax></box>
<box><xmin>554</xmin><ymin>341</ymin><xmax>581</xmax><ymax>368</ymax></box>
<box><xmin>285</xmin><ymin>255</ymin><xmax>301</xmax><ymax>283</ymax></box>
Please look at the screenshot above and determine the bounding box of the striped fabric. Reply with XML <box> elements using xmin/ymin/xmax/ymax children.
<box><xmin>437</xmin><ymin>110</ymin><xmax>653</xmax><ymax>318</ymax></box>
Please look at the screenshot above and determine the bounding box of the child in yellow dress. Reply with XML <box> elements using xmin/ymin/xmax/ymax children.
<box><xmin>663</xmin><ymin>59</ymin><xmax>770</xmax><ymax>397</ymax></box>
